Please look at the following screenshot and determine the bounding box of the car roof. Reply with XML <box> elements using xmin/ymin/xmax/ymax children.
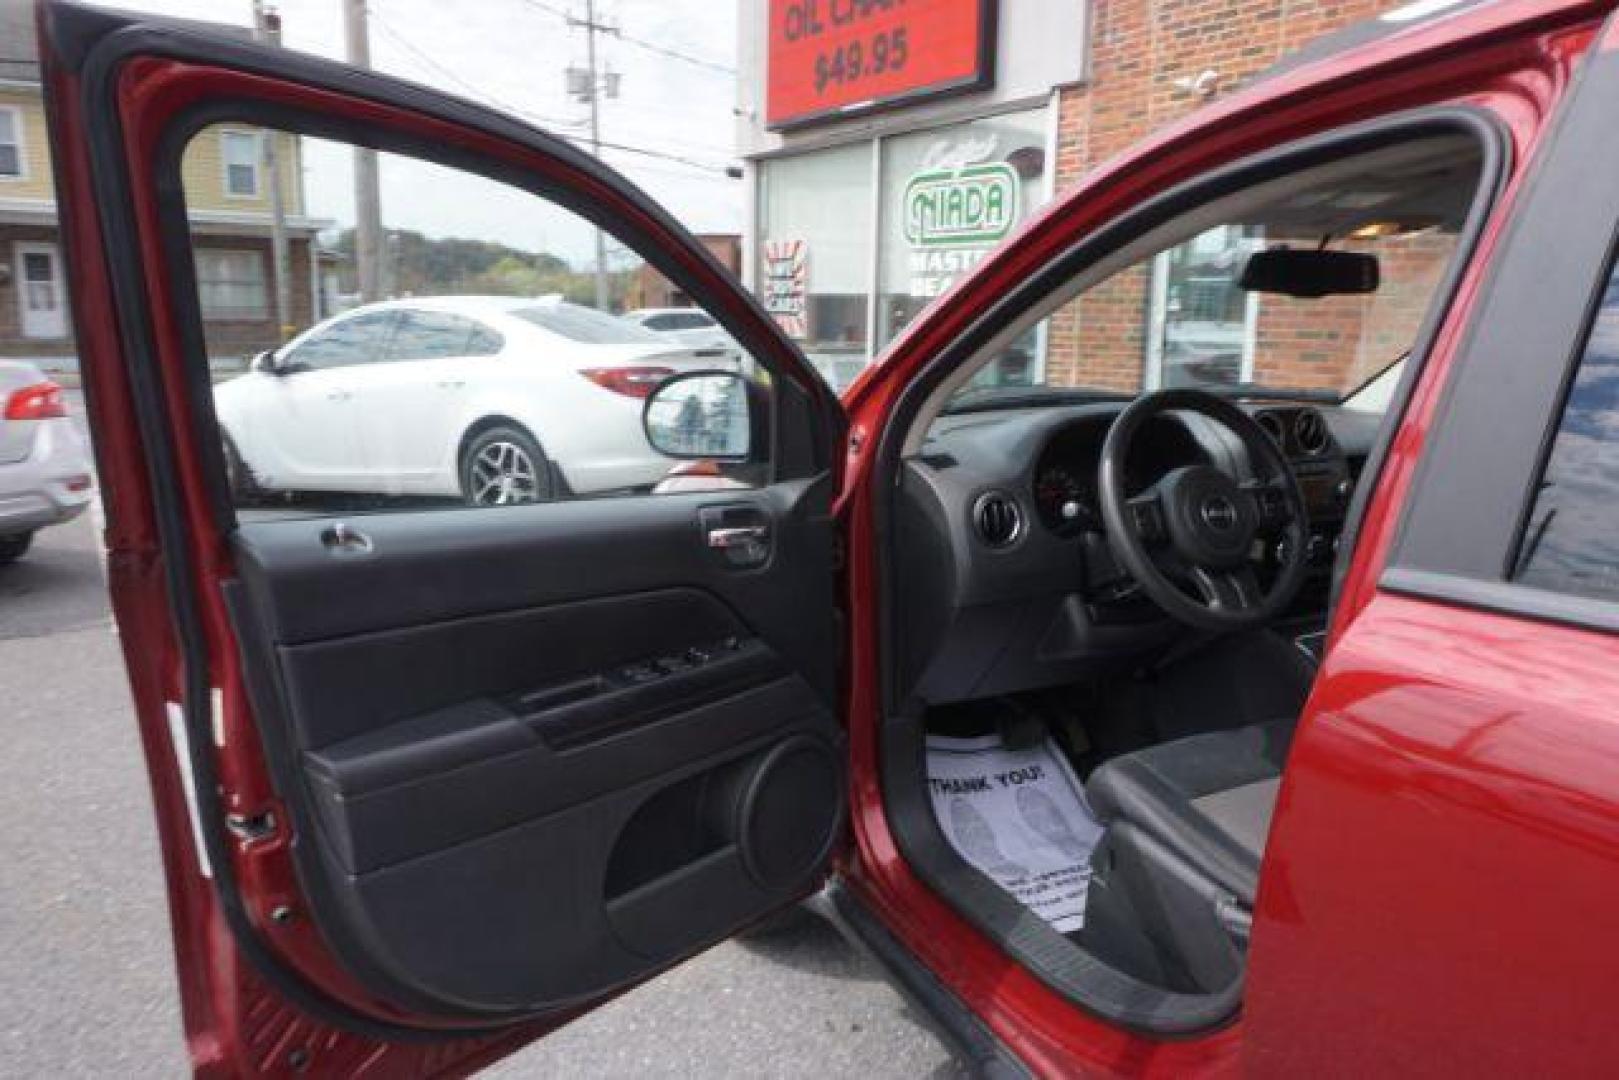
<box><xmin>345</xmin><ymin>295</ymin><xmax>565</xmax><ymax>317</ymax></box>
<box><xmin>1257</xmin><ymin>0</ymin><xmax>1509</xmax><ymax>83</ymax></box>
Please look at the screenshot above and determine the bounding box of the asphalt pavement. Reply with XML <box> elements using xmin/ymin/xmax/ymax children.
<box><xmin>0</xmin><ymin>394</ymin><xmax>962</xmax><ymax>1077</ymax></box>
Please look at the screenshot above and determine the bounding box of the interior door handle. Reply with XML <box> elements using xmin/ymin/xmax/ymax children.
<box><xmin>319</xmin><ymin>521</ymin><xmax>372</xmax><ymax>554</ymax></box>
<box><xmin>706</xmin><ymin>525</ymin><xmax>768</xmax><ymax>549</ymax></box>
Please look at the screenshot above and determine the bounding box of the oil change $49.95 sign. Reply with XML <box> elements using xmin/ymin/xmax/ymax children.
<box><xmin>766</xmin><ymin>0</ymin><xmax>996</xmax><ymax>129</ymax></box>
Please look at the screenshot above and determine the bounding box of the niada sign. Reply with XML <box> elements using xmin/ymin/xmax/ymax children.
<box><xmin>903</xmin><ymin>162</ymin><xmax>1019</xmax><ymax>248</ymax></box>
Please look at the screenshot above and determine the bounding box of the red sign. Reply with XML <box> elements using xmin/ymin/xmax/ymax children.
<box><xmin>766</xmin><ymin>0</ymin><xmax>996</xmax><ymax>130</ymax></box>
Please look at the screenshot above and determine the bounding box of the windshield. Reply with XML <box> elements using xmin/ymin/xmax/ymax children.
<box><xmin>512</xmin><ymin>302</ymin><xmax>668</xmax><ymax>345</ymax></box>
<box><xmin>943</xmin><ymin>135</ymin><xmax>1481</xmax><ymax>412</ymax></box>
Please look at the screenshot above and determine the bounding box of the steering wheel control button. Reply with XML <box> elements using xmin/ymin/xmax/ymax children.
<box><xmin>1254</xmin><ymin>485</ymin><xmax>1287</xmax><ymax>525</ymax></box>
<box><xmin>1129</xmin><ymin>500</ymin><xmax>1165</xmax><ymax>541</ymax></box>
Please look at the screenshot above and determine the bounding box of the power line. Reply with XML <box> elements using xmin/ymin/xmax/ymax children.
<box><xmin>615</xmin><ymin>28</ymin><xmax>735</xmax><ymax>75</ymax></box>
<box><xmin>369</xmin><ymin>8</ymin><xmax>581</xmax><ymax>131</ymax></box>
<box><xmin>367</xmin><ymin>3</ymin><xmax>741</xmax><ymax>179</ymax></box>
<box><xmin>372</xmin><ymin>12</ymin><xmax>728</xmax><ymax>172</ymax></box>
<box><xmin>512</xmin><ymin>0</ymin><xmax>735</xmax><ymax>75</ymax></box>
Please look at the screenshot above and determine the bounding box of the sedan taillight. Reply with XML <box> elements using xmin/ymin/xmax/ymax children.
<box><xmin>579</xmin><ymin>366</ymin><xmax>675</xmax><ymax>399</ymax></box>
<box><xmin>4</xmin><ymin>381</ymin><xmax>67</xmax><ymax>420</ymax></box>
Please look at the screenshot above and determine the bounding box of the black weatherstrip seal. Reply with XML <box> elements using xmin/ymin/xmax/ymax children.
<box><xmin>869</xmin><ymin>106</ymin><xmax>1506</xmax><ymax>1034</ymax></box>
<box><xmin>48</xmin><ymin>0</ymin><xmax>840</xmax><ymax>1043</ymax></box>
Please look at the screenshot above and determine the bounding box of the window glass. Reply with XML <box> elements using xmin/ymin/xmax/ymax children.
<box><xmin>511</xmin><ymin>302</ymin><xmax>667</xmax><ymax>344</ymax></box>
<box><xmin>387</xmin><ymin>310</ymin><xmax>499</xmax><ymax>360</ymax></box>
<box><xmin>759</xmin><ymin>142</ymin><xmax>872</xmax><ymax>391</ymax></box>
<box><xmin>650</xmin><ymin>311</ymin><xmax>713</xmax><ymax>331</ymax></box>
<box><xmin>941</xmin><ymin>137</ymin><xmax>1480</xmax><ymax>413</ymax></box>
<box><xmin>0</xmin><ymin>109</ymin><xmax>20</xmax><ymax>176</ymax></box>
<box><xmin>1513</xmin><ymin>269</ymin><xmax>1619</xmax><ymax>601</ymax></box>
<box><xmin>878</xmin><ymin>109</ymin><xmax>1049</xmax><ymax>373</ymax></box>
<box><xmin>21</xmin><ymin>251</ymin><xmax>53</xmax><ymax>311</ymax></box>
<box><xmin>195</xmin><ymin>249</ymin><xmax>269</xmax><ymax>320</ymax></box>
<box><xmin>179</xmin><ymin>129</ymin><xmax>770</xmax><ymax>518</ymax></box>
<box><xmin>222</xmin><ymin>131</ymin><xmax>260</xmax><ymax>197</ymax></box>
<box><xmin>284</xmin><ymin>312</ymin><xmax>396</xmax><ymax>370</ymax></box>
<box><xmin>1152</xmin><ymin>224</ymin><xmax>1262</xmax><ymax>389</ymax></box>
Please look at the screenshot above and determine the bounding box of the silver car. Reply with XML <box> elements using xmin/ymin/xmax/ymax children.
<box><xmin>0</xmin><ymin>361</ymin><xmax>92</xmax><ymax>564</ymax></box>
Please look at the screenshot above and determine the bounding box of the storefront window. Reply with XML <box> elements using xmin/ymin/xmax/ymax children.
<box><xmin>876</xmin><ymin>109</ymin><xmax>1049</xmax><ymax>379</ymax></box>
<box><xmin>759</xmin><ymin>143</ymin><xmax>872</xmax><ymax>391</ymax></box>
<box><xmin>1148</xmin><ymin>225</ymin><xmax>1263</xmax><ymax>389</ymax></box>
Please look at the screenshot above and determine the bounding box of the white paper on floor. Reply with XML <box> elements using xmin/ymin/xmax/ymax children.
<box><xmin>925</xmin><ymin>734</ymin><xmax>1103</xmax><ymax>933</ymax></box>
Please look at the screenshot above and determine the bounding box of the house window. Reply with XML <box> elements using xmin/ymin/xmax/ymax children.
<box><xmin>0</xmin><ymin>107</ymin><xmax>23</xmax><ymax>178</ymax></box>
<box><xmin>195</xmin><ymin>249</ymin><xmax>269</xmax><ymax>319</ymax></box>
<box><xmin>221</xmin><ymin>131</ymin><xmax>260</xmax><ymax>197</ymax></box>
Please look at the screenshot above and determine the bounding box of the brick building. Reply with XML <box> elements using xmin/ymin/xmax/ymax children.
<box><xmin>628</xmin><ymin>233</ymin><xmax>742</xmax><ymax>310</ymax></box>
<box><xmin>736</xmin><ymin>0</ymin><xmax>1418</xmax><ymax>392</ymax></box>
<box><xmin>0</xmin><ymin>0</ymin><xmax>327</xmax><ymax>370</ymax></box>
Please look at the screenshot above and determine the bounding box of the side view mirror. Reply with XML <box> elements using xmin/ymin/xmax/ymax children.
<box><xmin>251</xmin><ymin>348</ymin><xmax>305</xmax><ymax>376</ymax></box>
<box><xmin>642</xmin><ymin>370</ymin><xmax>751</xmax><ymax>460</ymax></box>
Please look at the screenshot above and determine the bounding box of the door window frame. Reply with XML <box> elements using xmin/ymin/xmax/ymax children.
<box><xmin>66</xmin><ymin>24</ymin><xmax>843</xmax><ymax>1042</ymax></box>
<box><xmin>1384</xmin><ymin>43</ymin><xmax>1619</xmax><ymax>635</ymax></box>
<box><xmin>866</xmin><ymin>105</ymin><xmax>1507</xmax><ymax>1033</ymax></box>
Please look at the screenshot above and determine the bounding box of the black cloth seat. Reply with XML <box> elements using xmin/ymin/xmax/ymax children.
<box><xmin>1085</xmin><ymin>718</ymin><xmax>1294</xmax><ymax>907</ymax></box>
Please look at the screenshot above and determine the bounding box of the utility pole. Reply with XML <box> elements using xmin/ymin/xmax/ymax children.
<box><xmin>252</xmin><ymin>1</ymin><xmax>292</xmax><ymax>339</ymax></box>
<box><xmin>344</xmin><ymin>0</ymin><xmax>384</xmax><ymax>303</ymax></box>
<box><xmin>568</xmin><ymin>0</ymin><xmax>616</xmax><ymax>311</ymax></box>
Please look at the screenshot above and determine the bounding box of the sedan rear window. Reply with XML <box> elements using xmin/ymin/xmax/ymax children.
<box><xmin>512</xmin><ymin>302</ymin><xmax>666</xmax><ymax>345</ymax></box>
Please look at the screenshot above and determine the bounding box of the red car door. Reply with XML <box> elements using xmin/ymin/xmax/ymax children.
<box><xmin>1245</xmin><ymin>11</ymin><xmax>1619</xmax><ymax>1075</ymax></box>
<box><xmin>39</xmin><ymin>2</ymin><xmax>850</xmax><ymax>1075</ymax></box>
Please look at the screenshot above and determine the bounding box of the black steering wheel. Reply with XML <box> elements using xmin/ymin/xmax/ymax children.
<box><xmin>1097</xmin><ymin>389</ymin><xmax>1309</xmax><ymax>633</ymax></box>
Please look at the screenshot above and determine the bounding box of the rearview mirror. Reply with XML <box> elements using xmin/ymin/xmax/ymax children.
<box><xmin>1239</xmin><ymin>247</ymin><xmax>1379</xmax><ymax>299</ymax></box>
<box><xmin>643</xmin><ymin>371</ymin><xmax>751</xmax><ymax>460</ymax></box>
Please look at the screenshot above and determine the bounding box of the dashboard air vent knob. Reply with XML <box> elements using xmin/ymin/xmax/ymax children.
<box><xmin>973</xmin><ymin>492</ymin><xmax>1023</xmax><ymax>548</ymax></box>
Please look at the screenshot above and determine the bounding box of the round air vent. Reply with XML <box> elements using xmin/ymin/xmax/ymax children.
<box><xmin>1293</xmin><ymin>409</ymin><xmax>1331</xmax><ymax>456</ymax></box>
<box><xmin>973</xmin><ymin>491</ymin><xmax>1024</xmax><ymax>548</ymax></box>
<box><xmin>1256</xmin><ymin>411</ymin><xmax>1286</xmax><ymax>447</ymax></box>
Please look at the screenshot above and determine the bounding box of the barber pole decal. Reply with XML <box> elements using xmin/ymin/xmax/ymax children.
<box><xmin>764</xmin><ymin>239</ymin><xmax>809</xmax><ymax>337</ymax></box>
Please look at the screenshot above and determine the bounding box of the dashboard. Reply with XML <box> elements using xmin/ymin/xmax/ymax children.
<box><xmin>892</xmin><ymin>399</ymin><xmax>1376</xmax><ymax>705</ymax></box>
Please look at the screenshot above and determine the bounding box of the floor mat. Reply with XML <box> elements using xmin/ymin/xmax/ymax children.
<box><xmin>925</xmin><ymin>733</ymin><xmax>1103</xmax><ymax>933</ymax></box>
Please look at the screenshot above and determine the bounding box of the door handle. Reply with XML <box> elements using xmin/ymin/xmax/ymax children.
<box><xmin>436</xmin><ymin>379</ymin><xmax>466</xmax><ymax>389</ymax></box>
<box><xmin>319</xmin><ymin>522</ymin><xmax>372</xmax><ymax>554</ymax></box>
<box><xmin>706</xmin><ymin>525</ymin><xmax>769</xmax><ymax>549</ymax></box>
<box><xmin>326</xmin><ymin>389</ymin><xmax>353</xmax><ymax>401</ymax></box>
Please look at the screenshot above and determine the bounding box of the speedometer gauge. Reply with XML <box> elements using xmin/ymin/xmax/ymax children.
<box><xmin>1033</xmin><ymin>467</ymin><xmax>1094</xmax><ymax>532</ymax></box>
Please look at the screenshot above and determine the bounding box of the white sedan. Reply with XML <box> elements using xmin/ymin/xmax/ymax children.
<box><xmin>623</xmin><ymin>307</ymin><xmax>743</xmax><ymax>362</ymax></box>
<box><xmin>214</xmin><ymin>296</ymin><xmax>735</xmax><ymax>505</ymax></box>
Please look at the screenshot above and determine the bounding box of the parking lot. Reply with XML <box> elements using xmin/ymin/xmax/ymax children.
<box><xmin>0</xmin><ymin>393</ymin><xmax>961</xmax><ymax>1078</ymax></box>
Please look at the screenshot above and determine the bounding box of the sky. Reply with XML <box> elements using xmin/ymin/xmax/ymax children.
<box><xmin>113</xmin><ymin>0</ymin><xmax>743</xmax><ymax>265</ymax></box>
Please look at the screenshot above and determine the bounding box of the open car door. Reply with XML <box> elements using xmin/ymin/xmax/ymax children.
<box><xmin>39</xmin><ymin>1</ymin><xmax>847</xmax><ymax>1073</ymax></box>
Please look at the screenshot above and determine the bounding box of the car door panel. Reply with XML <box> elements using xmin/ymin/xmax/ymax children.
<box><xmin>348</xmin><ymin>357</ymin><xmax>460</xmax><ymax>489</ymax></box>
<box><xmin>245</xmin><ymin>369</ymin><xmax>361</xmax><ymax>487</ymax></box>
<box><xmin>41</xmin><ymin>1</ymin><xmax>848</xmax><ymax>1066</ymax></box>
<box><xmin>222</xmin><ymin>481</ymin><xmax>842</xmax><ymax>1016</ymax></box>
